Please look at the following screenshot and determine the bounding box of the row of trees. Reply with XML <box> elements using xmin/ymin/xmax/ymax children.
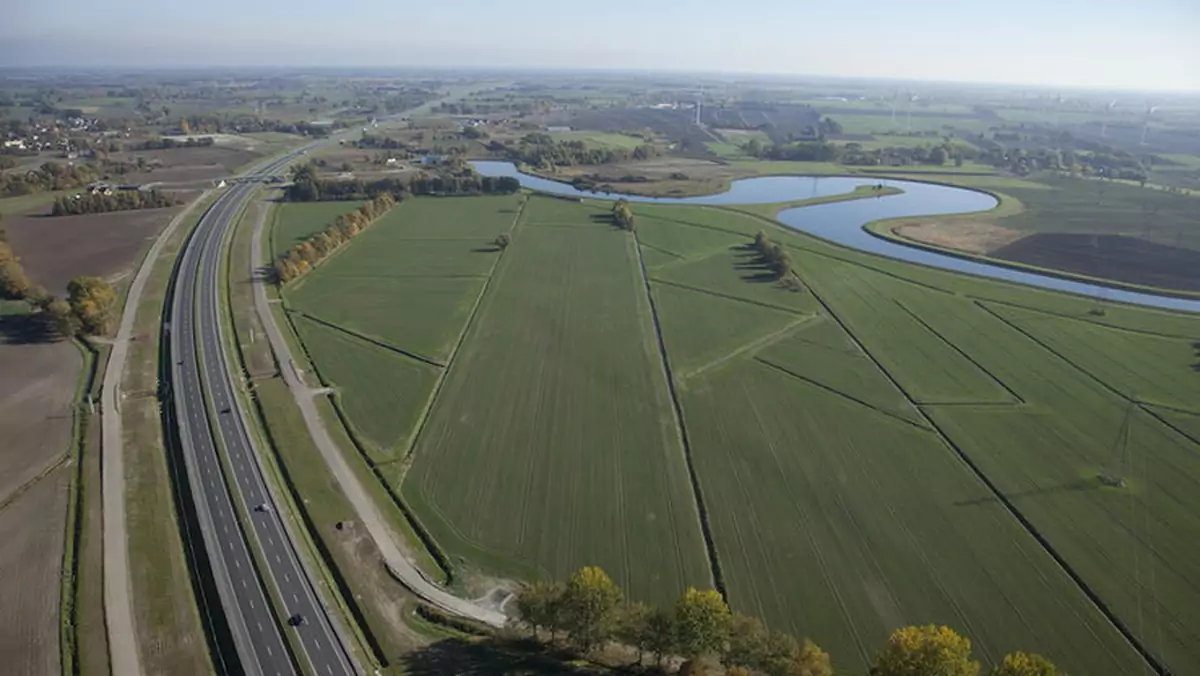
<box><xmin>514</xmin><ymin>567</ymin><xmax>1064</xmax><ymax>676</ymax></box>
<box><xmin>1</xmin><ymin>161</ymin><xmax>99</xmax><ymax>197</ymax></box>
<box><xmin>272</xmin><ymin>193</ymin><xmax>398</xmax><ymax>284</ymax></box>
<box><xmin>285</xmin><ymin>163</ymin><xmax>521</xmax><ymax>202</ymax></box>
<box><xmin>741</xmin><ymin>139</ymin><xmax>960</xmax><ymax>167</ymax></box>
<box><xmin>51</xmin><ymin>189</ymin><xmax>179</xmax><ymax>216</ymax></box>
<box><xmin>612</xmin><ymin>199</ymin><xmax>635</xmax><ymax>231</ymax></box>
<box><xmin>511</xmin><ymin>133</ymin><xmax>659</xmax><ymax>168</ymax></box>
<box><xmin>133</xmin><ymin>135</ymin><xmax>216</xmax><ymax>150</ymax></box>
<box><xmin>516</xmin><ymin>567</ymin><xmax>831</xmax><ymax>675</ymax></box>
<box><xmin>752</xmin><ymin>231</ymin><xmax>793</xmax><ymax>280</ymax></box>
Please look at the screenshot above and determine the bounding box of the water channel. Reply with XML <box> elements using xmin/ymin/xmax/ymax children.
<box><xmin>472</xmin><ymin>161</ymin><xmax>1200</xmax><ymax>313</ymax></box>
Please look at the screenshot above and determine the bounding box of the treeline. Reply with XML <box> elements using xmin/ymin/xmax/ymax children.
<box><xmin>272</xmin><ymin>193</ymin><xmax>397</xmax><ymax>283</ymax></box>
<box><xmin>514</xmin><ymin>566</ymin><xmax>1065</xmax><ymax>676</ymax></box>
<box><xmin>51</xmin><ymin>189</ymin><xmax>179</xmax><ymax>216</ymax></box>
<box><xmin>742</xmin><ymin>139</ymin><xmax>959</xmax><ymax>167</ymax></box>
<box><xmin>133</xmin><ymin>136</ymin><xmax>216</xmax><ymax>150</ymax></box>
<box><xmin>284</xmin><ymin>163</ymin><xmax>519</xmax><ymax>202</ymax></box>
<box><xmin>510</xmin><ymin>133</ymin><xmax>659</xmax><ymax>168</ymax></box>
<box><xmin>354</xmin><ymin>133</ymin><xmax>412</xmax><ymax>151</ymax></box>
<box><xmin>176</xmin><ymin>114</ymin><xmax>345</xmax><ymax>138</ymax></box>
<box><xmin>1</xmin><ymin>162</ymin><xmax>99</xmax><ymax>197</ymax></box>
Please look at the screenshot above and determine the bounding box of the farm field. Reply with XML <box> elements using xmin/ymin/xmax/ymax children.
<box><xmin>270</xmin><ymin>200</ymin><xmax>364</xmax><ymax>259</ymax></box>
<box><xmin>3</xmin><ymin>205</ymin><xmax>186</xmax><ymax>293</ymax></box>
<box><xmin>281</xmin><ymin>195</ymin><xmax>523</xmax><ymax>460</ymax></box>
<box><xmin>0</xmin><ymin>466</ymin><xmax>70</xmax><ymax>676</ymax></box>
<box><xmin>400</xmin><ymin>215</ymin><xmax>712</xmax><ymax>602</ymax></box>
<box><xmin>281</xmin><ymin>188</ymin><xmax>1200</xmax><ymax>675</ymax></box>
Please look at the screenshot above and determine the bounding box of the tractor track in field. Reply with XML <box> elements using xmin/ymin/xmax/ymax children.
<box><xmin>794</xmin><ymin>268</ymin><xmax>1171</xmax><ymax>676</ymax></box>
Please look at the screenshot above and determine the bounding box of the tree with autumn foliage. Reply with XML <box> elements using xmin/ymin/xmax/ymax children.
<box><xmin>869</xmin><ymin>625</ymin><xmax>980</xmax><ymax>676</ymax></box>
<box><xmin>560</xmin><ymin>566</ymin><xmax>624</xmax><ymax>652</ymax></box>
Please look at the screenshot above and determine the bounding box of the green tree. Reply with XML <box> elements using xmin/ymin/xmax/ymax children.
<box><xmin>723</xmin><ymin>614</ymin><xmax>769</xmax><ymax>670</ymax></box>
<box><xmin>645</xmin><ymin>606</ymin><xmax>677</xmax><ymax>666</ymax></box>
<box><xmin>615</xmin><ymin>601</ymin><xmax>654</xmax><ymax>665</ymax></box>
<box><xmin>560</xmin><ymin>566</ymin><xmax>623</xmax><ymax>653</ymax></box>
<box><xmin>612</xmin><ymin>199</ymin><xmax>635</xmax><ymax>231</ymax></box>
<box><xmin>43</xmin><ymin>297</ymin><xmax>79</xmax><ymax>338</ymax></box>
<box><xmin>516</xmin><ymin>581</ymin><xmax>564</xmax><ymax>639</ymax></box>
<box><xmin>869</xmin><ymin>625</ymin><xmax>980</xmax><ymax>676</ymax></box>
<box><xmin>989</xmin><ymin>652</ymin><xmax>1063</xmax><ymax>676</ymax></box>
<box><xmin>675</xmin><ymin>588</ymin><xmax>732</xmax><ymax>666</ymax></box>
<box><xmin>494</xmin><ymin>233</ymin><xmax>511</xmax><ymax>250</ymax></box>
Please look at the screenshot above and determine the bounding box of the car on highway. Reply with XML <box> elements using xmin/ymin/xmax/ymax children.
<box><xmin>288</xmin><ymin>613</ymin><xmax>307</xmax><ymax>627</ymax></box>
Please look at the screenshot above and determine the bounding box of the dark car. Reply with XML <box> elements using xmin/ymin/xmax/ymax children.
<box><xmin>288</xmin><ymin>613</ymin><xmax>306</xmax><ymax>627</ymax></box>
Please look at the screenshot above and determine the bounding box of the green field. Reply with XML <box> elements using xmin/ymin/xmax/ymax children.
<box><xmin>278</xmin><ymin>189</ymin><xmax>1200</xmax><ymax>675</ymax></box>
<box><xmin>270</xmin><ymin>200</ymin><xmax>365</xmax><ymax>259</ymax></box>
<box><xmin>401</xmin><ymin>213</ymin><xmax>712</xmax><ymax>602</ymax></box>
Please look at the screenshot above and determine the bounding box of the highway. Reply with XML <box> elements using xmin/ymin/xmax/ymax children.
<box><xmin>168</xmin><ymin>150</ymin><xmax>356</xmax><ymax>676</ymax></box>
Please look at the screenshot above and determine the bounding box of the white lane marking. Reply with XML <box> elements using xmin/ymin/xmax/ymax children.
<box><xmin>240</xmin><ymin>578</ymin><xmax>246</xmax><ymax>588</ymax></box>
<box><xmin>265</xmin><ymin>644</ymin><xmax>273</xmax><ymax>657</ymax></box>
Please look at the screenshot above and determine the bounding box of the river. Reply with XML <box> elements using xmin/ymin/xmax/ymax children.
<box><xmin>472</xmin><ymin>161</ymin><xmax>1200</xmax><ymax>313</ymax></box>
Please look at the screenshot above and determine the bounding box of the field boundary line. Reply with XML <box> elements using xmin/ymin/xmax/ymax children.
<box><xmin>394</xmin><ymin>195</ymin><xmax>530</xmax><ymax>466</ymax></box>
<box><xmin>632</xmin><ymin>229</ymin><xmax>727</xmax><ymax>597</ymax></box>
<box><xmin>893</xmin><ymin>299</ymin><xmax>1026</xmax><ymax>404</ymax></box>
<box><xmin>637</xmin><ymin>209</ymin><xmax>754</xmax><ymax>239</ymax></box>
<box><xmin>649</xmin><ymin>277</ymin><xmax>809</xmax><ymax>315</ymax></box>
<box><xmin>637</xmin><ymin>239</ymin><xmax>686</xmax><ymax>261</ymax></box>
<box><xmin>753</xmin><ymin>357</ymin><xmax>931</xmax><ymax>431</ymax></box>
<box><xmin>289</xmin><ymin>310</ymin><xmax>446</xmax><ymax>368</ymax></box>
<box><xmin>1141</xmin><ymin>407</ymin><xmax>1200</xmax><ymax>449</ymax></box>
<box><xmin>679</xmin><ymin>315</ymin><xmax>819</xmax><ymax>383</ymax></box>
<box><xmin>0</xmin><ymin>455</ymin><xmax>71</xmax><ymax>515</ymax></box>
<box><xmin>797</xmin><ymin>268</ymin><xmax>1169</xmax><ymax>676</ymax></box>
<box><xmin>971</xmin><ymin>296</ymin><xmax>1200</xmax><ymax>341</ymax></box>
<box><xmin>975</xmin><ymin>301</ymin><xmax>1146</xmax><ymax>405</ymax></box>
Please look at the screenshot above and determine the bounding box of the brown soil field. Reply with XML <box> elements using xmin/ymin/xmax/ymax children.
<box><xmin>113</xmin><ymin>145</ymin><xmax>262</xmax><ymax>185</ymax></box>
<box><xmin>891</xmin><ymin>220</ymin><xmax>1027</xmax><ymax>255</ymax></box>
<box><xmin>0</xmin><ymin>464</ymin><xmax>69</xmax><ymax>676</ymax></box>
<box><xmin>4</xmin><ymin>205</ymin><xmax>185</xmax><ymax>293</ymax></box>
<box><xmin>0</xmin><ymin>327</ymin><xmax>80</xmax><ymax>505</ymax></box>
<box><xmin>992</xmin><ymin>233</ymin><xmax>1200</xmax><ymax>292</ymax></box>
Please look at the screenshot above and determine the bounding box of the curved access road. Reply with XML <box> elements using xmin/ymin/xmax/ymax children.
<box><xmin>247</xmin><ymin>200</ymin><xmax>507</xmax><ymax>627</ymax></box>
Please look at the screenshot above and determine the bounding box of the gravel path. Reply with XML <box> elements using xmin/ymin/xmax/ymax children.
<box><xmin>248</xmin><ymin>197</ymin><xmax>507</xmax><ymax>628</ymax></box>
<box><xmin>101</xmin><ymin>193</ymin><xmax>209</xmax><ymax>676</ymax></box>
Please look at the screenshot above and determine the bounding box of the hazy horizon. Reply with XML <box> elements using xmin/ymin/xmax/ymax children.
<box><xmin>7</xmin><ymin>0</ymin><xmax>1199</xmax><ymax>92</ymax></box>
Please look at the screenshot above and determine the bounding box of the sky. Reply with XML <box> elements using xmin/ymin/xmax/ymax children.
<box><xmin>5</xmin><ymin>0</ymin><xmax>1199</xmax><ymax>92</ymax></box>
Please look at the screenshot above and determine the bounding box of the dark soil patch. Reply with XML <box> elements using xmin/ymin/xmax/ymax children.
<box><xmin>4</xmin><ymin>205</ymin><xmax>185</xmax><ymax>293</ymax></box>
<box><xmin>110</xmin><ymin>146</ymin><xmax>261</xmax><ymax>185</ymax></box>
<box><xmin>991</xmin><ymin>233</ymin><xmax>1200</xmax><ymax>292</ymax></box>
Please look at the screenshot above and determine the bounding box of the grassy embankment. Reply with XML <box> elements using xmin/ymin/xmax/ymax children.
<box><xmin>122</xmin><ymin>195</ymin><xmax>216</xmax><ymax>676</ymax></box>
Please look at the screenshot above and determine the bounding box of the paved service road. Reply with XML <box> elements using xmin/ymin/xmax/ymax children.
<box><xmin>169</xmin><ymin>152</ymin><xmax>357</xmax><ymax>676</ymax></box>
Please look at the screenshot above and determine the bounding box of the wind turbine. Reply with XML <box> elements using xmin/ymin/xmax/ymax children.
<box><xmin>906</xmin><ymin>93</ymin><xmax>918</xmax><ymax>133</ymax></box>
<box><xmin>1100</xmin><ymin>99</ymin><xmax>1117</xmax><ymax>138</ymax></box>
<box><xmin>1140</xmin><ymin>103</ymin><xmax>1159</xmax><ymax>145</ymax></box>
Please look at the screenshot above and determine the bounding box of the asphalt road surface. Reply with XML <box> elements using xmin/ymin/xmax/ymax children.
<box><xmin>169</xmin><ymin>152</ymin><xmax>357</xmax><ymax>676</ymax></box>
